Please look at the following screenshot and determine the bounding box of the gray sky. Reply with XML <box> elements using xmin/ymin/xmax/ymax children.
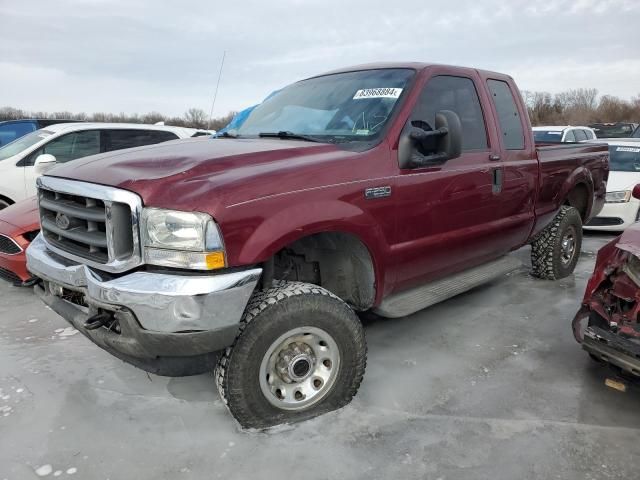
<box><xmin>1</xmin><ymin>0</ymin><xmax>638</xmax><ymax>117</ymax></box>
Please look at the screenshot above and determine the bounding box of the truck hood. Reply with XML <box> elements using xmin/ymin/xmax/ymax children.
<box><xmin>45</xmin><ymin>137</ymin><xmax>358</xmax><ymax>213</ymax></box>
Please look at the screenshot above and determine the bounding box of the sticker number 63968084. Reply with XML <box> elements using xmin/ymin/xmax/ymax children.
<box><xmin>353</xmin><ymin>88</ymin><xmax>403</xmax><ymax>100</ymax></box>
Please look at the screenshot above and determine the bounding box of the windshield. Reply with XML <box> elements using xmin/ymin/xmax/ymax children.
<box><xmin>236</xmin><ymin>68</ymin><xmax>415</xmax><ymax>142</ymax></box>
<box><xmin>591</xmin><ymin>123</ymin><xmax>635</xmax><ymax>138</ymax></box>
<box><xmin>0</xmin><ymin>130</ymin><xmax>53</xmax><ymax>161</ymax></box>
<box><xmin>533</xmin><ymin>130</ymin><xmax>564</xmax><ymax>143</ymax></box>
<box><xmin>609</xmin><ymin>145</ymin><xmax>640</xmax><ymax>172</ymax></box>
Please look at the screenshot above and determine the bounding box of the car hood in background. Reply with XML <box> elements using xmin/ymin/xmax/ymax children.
<box><xmin>606</xmin><ymin>171</ymin><xmax>640</xmax><ymax>192</ymax></box>
<box><xmin>0</xmin><ymin>196</ymin><xmax>39</xmax><ymax>231</ymax></box>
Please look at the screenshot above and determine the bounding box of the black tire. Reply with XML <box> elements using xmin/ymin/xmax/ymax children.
<box><xmin>530</xmin><ymin>205</ymin><xmax>582</xmax><ymax>280</ymax></box>
<box><xmin>215</xmin><ymin>281</ymin><xmax>367</xmax><ymax>430</ymax></box>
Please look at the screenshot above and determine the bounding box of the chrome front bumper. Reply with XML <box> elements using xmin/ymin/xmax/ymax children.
<box><xmin>26</xmin><ymin>234</ymin><xmax>261</xmax><ymax>375</ymax></box>
<box><xmin>27</xmin><ymin>234</ymin><xmax>261</xmax><ymax>333</ymax></box>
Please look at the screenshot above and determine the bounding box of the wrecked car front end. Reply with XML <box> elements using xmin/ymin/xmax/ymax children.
<box><xmin>573</xmin><ymin>225</ymin><xmax>640</xmax><ymax>376</ymax></box>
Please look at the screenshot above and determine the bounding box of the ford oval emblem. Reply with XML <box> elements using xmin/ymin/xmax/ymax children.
<box><xmin>55</xmin><ymin>212</ymin><xmax>71</xmax><ymax>230</ymax></box>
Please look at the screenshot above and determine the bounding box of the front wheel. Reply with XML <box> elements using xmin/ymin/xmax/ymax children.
<box><xmin>530</xmin><ymin>205</ymin><xmax>583</xmax><ymax>280</ymax></box>
<box><xmin>215</xmin><ymin>281</ymin><xmax>367</xmax><ymax>429</ymax></box>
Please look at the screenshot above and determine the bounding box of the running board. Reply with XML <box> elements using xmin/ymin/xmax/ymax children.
<box><xmin>374</xmin><ymin>256</ymin><xmax>522</xmax><ymax>318</ymax></box>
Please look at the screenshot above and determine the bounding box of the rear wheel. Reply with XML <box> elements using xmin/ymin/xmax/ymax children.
<box><xmin>215</xmin><ymin>281</ymin><xmax>367</xmax><ymax>429</ymax></box>
<box><xmin>531</xmin><ymin>205</ymin><xmax>582</xmax><ymax>280</ymax></box>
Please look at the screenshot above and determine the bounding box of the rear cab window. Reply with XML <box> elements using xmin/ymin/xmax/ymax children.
<box><xmin>487</xmin><ymin>79</ymin><xmax>525</xmax><ymax>150</ymax></box>
<box><xmin>574</xmin><ymin>129</ymin><xmax>587</xmax><ymax>142</ymax></box>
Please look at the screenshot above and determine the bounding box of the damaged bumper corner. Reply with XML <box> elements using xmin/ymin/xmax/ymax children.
<box><xmin>582</xmin><ymin>326</ymin><xmax>640</xmax><ymax>377</ymax></box>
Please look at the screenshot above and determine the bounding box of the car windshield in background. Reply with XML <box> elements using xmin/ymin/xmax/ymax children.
<box><xmin>533</xmin><ymin>130</ymin><xmax>564</xmax><ymax>143</ymax></box>
<box><xmin>592</xmin><ymin>123</ymin><xmax>635</xmax><ymax>138</ymax></box>
<box><xmin>0</xmin><ymin>130</ymin><xmax>53</xmax><ymax>161</ymax></box>
<box><xmin>236</xmin><ymin>68</ymin><xmax>415</xmax><ymax>142</ymax></box>
<box><xmin>608</xmin><ymin>145</ymin><xmax>640</xmax><ymax>172</ymax></box>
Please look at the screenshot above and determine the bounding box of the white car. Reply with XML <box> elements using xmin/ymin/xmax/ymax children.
<box><xmin>533</xmin><ymin>125</ymin><xmax>597</xmax><ymax>143</ymax></box>
<box><xmin>0</xmin><ymin>123</ymin><xmax>210</xmax><ymax>209</ymax></box>
<box><xmin>584</xmin><ymin>139</ymin><xmax>640</xmax><ymax>231</ymax></box>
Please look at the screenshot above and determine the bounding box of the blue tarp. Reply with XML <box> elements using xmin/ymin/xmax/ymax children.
<box><xmin>215</xmin><ymin>89</ymin><xmax>280</xmax><ymax>136</ymax></box>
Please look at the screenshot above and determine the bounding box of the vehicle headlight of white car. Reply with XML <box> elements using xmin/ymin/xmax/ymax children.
<box><xmin>605</xmin><ymin>190</ymin><xmax>632</xmax><ymax>203</ymax></box>
<box><xmin>141</xmin><ymin>208</ymin><xmax>226</xmax><ymax>270</ymax></box>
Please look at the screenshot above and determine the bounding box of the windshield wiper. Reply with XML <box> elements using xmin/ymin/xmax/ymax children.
<box><xmin>258</xmin><ymin>131</ymin><xmax>326</xmax><ymax>143</ymax></box>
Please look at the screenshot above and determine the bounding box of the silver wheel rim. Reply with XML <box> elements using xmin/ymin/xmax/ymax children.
<box><xmin>560</xmin><ymin>226</ymin><xmax>577</xmax><ymax>265</ymax></box>
<box><xmin>259</xmin><ymin>326</ymin><xmax>340</xmax><ymax>411</ymax></box>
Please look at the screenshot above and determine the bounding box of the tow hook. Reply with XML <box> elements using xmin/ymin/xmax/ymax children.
<box><xmin>84</xmin><ymin>312</ymin><xmax>112</xmax><ymax>330</ymax></box>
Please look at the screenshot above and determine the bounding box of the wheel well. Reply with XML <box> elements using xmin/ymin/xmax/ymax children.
<box><xmin>565</xmin><ymin>183</ymin><xmax>589</xmax><ymax>221</ymax></box>
<box><xmin>265</xmin><ymin>232</ymin><xmax>376</xmax><ymax>310</ymax></box>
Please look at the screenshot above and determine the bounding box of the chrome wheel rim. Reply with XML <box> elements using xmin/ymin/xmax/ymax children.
<box><xmin>560</xmin><ymin>227</ymin><xmax>577</xmax><ymax>265</ymax></box>
<box><xmin>259</xmin><ymin>326</ymin><xmax>340</xmax><ymax>411</ymax></box>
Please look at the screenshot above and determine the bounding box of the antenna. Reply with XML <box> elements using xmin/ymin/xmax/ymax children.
<box><xmin>208</xmin><ymin>50</ymin><xmax>226</xmax><ymax>130</ymax></box>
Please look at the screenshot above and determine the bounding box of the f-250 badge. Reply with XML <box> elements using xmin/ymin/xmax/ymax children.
<box><xmin>364</xmin><ymin>186</ymin><xmax>391</xmax><ymax>199</ymax></box>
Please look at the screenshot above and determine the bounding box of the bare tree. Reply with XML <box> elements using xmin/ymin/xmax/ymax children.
<box><xmin>184</xmin><ymin>108</ymin><xmax>208</xmax><ymax>128</ymax></box>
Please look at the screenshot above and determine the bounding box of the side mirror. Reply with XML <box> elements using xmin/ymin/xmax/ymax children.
<box><xmin>632</xmin><ymin>184</ymin><xmax>640</xmax><ymax>200</ymax></box>
<box><xmin>398</xmin><ymin>110</ymin><xmax>463</xmax><ymax>169</ymax></box>
<box><xmin>34</xmin><ymin>154</ymin><xmax>57</xmax><ymax>173</ymax></box>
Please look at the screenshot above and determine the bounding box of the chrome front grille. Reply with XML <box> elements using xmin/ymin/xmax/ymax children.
<box><xmin>39</xmin><ymin>189</ymin><xmax>110</xmax><ymax>263</ymax></box>
<box><xmin>36</xmin><ymin>177</ymin><xmax>143</xmax><ymax>273</ymax></box>
<box><xmin>0</xmin><ymin>234</ymin><xmax>21</xmax><ymax>255</ymax></box>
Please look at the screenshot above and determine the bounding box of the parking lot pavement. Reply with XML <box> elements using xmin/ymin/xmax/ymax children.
<box><xmin>1</xmin><ymin>232</ymin><xmax>639</xmax><ymax>479</ymax></box>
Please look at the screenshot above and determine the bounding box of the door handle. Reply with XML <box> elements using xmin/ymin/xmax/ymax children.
<box><xmin>492</xmin><ymin>167</ymin><xmax>503</xmax><ymax>194</ymax></box>
<box><xmin>489</xmin><ymin>154</ymin><xmax>501</xmax><ymax>161</ymax></box>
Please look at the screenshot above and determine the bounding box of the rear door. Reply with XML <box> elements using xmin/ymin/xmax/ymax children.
<box><xmin>391</xmin><ymin>69</ymin><xmax>513</xmax><ymax>291</ymax></box>
<box><xmin>483</xmin><ymin>76</ymin><xmax>538</xmax><ymax>250</ymax></box>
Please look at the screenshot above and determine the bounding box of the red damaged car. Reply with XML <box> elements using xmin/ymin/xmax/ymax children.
<box><xmin>574</xmin><ymin>184</ymin><xmax>640</xmax><ymax>376</ymax></box>
<box><xmin>0</xmin><ymin>197</ymin><xmax>39</xmax><ymax>284</ymax></box>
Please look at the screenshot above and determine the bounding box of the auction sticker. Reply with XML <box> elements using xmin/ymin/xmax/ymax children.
<box><xmin>353</xmin><ymin>88</ymin><xmax>402</xmax><ymax>100</ymax></box>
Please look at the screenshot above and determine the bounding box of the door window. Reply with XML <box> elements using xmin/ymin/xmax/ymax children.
<box><xmin>28</xmin><ymin>130</ymin><xmax>101</xmax><ymax>164</ymax></box>
<box><xmin>105</xmin><ymin>129</ymin><xmax>179</xmax><ymax>151</ymax></box>
<box><xmin>487</xmin><ymin>79</ymin><xmax>525</xmax><ymax>149</ymax></box>
<box><xmin>563</xmin><ymin>130</ymin><xmax>576</xmax><ymax>142</ymax></box>
<box><xmin>412</xmin><ymin>76</ymin><xmax>488</xmax><ymax>151</ymax></box>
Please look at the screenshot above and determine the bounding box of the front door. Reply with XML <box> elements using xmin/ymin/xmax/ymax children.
<box><xmin>390</xmin><ymin>71</ymin><xmax>510</xmax><ymax>292</ymax></box>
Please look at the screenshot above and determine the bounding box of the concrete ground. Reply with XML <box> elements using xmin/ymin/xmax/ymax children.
<box><xmin>1</xmin><ymin>232</ymin><xmax>639</xmax><ymax>480</ymax></box>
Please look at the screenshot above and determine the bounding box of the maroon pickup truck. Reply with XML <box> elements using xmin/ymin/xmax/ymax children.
<box><xmin>26</xmin><ymin>62</ymin><xmax>608</xmax><ymax>428</ymax></box>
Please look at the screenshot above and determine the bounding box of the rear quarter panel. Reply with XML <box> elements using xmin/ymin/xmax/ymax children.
<box><xmin>532</xmin><ymin>144</ymin><xmax>609</xmax><ymax>236</ymax></box>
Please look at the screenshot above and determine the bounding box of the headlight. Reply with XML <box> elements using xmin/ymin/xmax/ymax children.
<box><xmin>605</xmin><ymin>190</ymin><xmax>631</xmax><ymax>203</ymax></box>
<box><xmin>141</xmin><ymin>208</ymin><xmax>225</xmax><ymax>270</ymax></box>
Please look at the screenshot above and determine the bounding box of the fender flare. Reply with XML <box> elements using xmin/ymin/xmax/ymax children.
<box><xmin>234</xmin><ymin>199</ymin><xmax>390</xmax><ymax>297</ymax></box>
<box><xmin>558</xmin><ymin>166</ymin><xmax>594</xmax><ymax>218</ymax></box>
